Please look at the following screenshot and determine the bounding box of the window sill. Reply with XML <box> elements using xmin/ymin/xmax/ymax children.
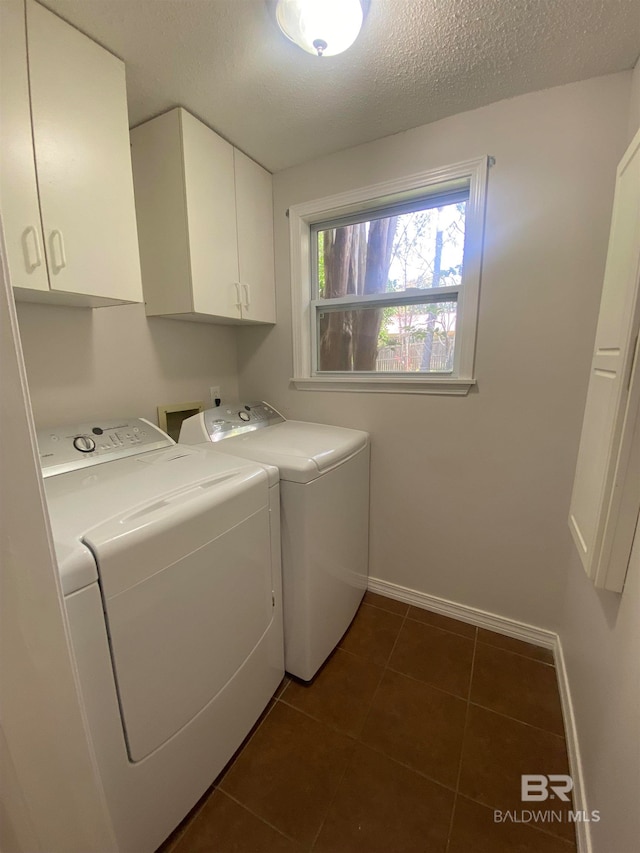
<box><xmin>290</xmin><ymin>376</ymin><xmax>476</xmax><ymax>396</ymax></box>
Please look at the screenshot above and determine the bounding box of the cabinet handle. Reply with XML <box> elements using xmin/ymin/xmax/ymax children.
<box><xmin>49</xmin><ymin>230</ymin><xmax>67</xmax><ymax>273</ymax></box>
<box><xmin>21</xmin><ymin>226</ymin><xmax>43</xmax><ymax>272</ymax></box>
<box><xmin>242</xmin><ymin>283</ymin><xmax>251</xmax><ymax>311</ymax></box>
<box><xmin>234</xmin><ymin>282</ymin><xmax>242</xmax><ymax>311</ymax></box>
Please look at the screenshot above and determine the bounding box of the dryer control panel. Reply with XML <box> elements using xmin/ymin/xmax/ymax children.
<box><xmin>37</xmin><ymin>418</ymin><xmax>173</xmax><ymax>478</ymax></box>
<box><xmin>202</xmin><ymin>401</ymin><xmax>285</xmax><ymax>442</ymax></box>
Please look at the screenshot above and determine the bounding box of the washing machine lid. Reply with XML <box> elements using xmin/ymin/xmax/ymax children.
<box><xmin>212</xmin><ymin>420</ymin><xmax>369</xmax><ymax>484</ymax></box>
<box><xmin>44</xmin><ymin>445</ymin><xmax>268</xmax><ymax>595</ymax></box>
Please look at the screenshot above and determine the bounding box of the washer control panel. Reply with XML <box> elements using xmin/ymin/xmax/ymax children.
<box><xmin>37</xmin><ymin>418</ymin><xmax>174</xmax><ymax>478</ymax></box>
<box><xmin>203</xmin><ymin>401</ymin><xmax>285</xmax><ymax>442</ymax></box>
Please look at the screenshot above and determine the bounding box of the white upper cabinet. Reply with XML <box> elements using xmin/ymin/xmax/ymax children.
<box><xmin>130</xmin><ymin>108</ymin><xmax>276</xmax><ymax>325</ymax></box>
<box><xmin>569</xmin><ymin>127</ymin><xmax>640</xmax><ymax>592</ymax></box>
<box><xmin>0</xmin><ymin>0</ymin><xmax>143</xmax><ymax>307</ymax></box>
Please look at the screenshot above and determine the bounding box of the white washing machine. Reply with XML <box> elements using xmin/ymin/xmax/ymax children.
<box><xmin>37</xmin><ymin>417</ymin><xmax>283</xmax><ymax>853</ymax></box>
<box><xmin>180</xmin><ymin>402</ymin><xmax>369</xmax><ymax>681</ymax></box>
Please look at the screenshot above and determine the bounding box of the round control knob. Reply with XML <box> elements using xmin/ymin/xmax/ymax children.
<box><xmin>238</xmin><ymin>411</ymin><xmax>251</xmax><ymax>422</ymax></box>
<box><xmin>73</xmin><ymin>435</ymin><xmax>96</xmax><ymax>453</ymax></box>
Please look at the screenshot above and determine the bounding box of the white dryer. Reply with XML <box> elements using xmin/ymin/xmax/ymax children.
<box><xmin>37</xmin><ymin>418</ymin><xmax>283</xmax><ymax>853</ymax></box>
<box><xmin>180</xmin><ymin>402</ymin><xmax>369</xmax><ymax>681</ymax></box>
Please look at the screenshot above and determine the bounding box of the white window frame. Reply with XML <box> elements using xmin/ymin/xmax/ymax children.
<box><xmin>289</xmin><ymin>156</ymin><xmax>490</xmax><ymax>395</ymax></box>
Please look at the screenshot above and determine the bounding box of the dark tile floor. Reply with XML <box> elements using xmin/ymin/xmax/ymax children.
<box><xmin>159</xmin><ymin>592</ymin><xmax>576</xmax><ymax>852</ymax></box>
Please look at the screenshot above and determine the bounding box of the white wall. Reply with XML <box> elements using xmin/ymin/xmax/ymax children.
<box><xmin>238</xmin><ymin>72</ymin><xmax>631</xmax><ymax>630</ymax></box>
<box><xmin>16</xmin><ymin>302</ymin><xmax>239</xmax><ymax>427</ymax></box>
<box><xmin>561</xmin><ymin>543</ymin><xmax>639</xmax><ymax>852</ymax></box>
<box><xmin>556</xmin><ymin>60</ymin><xmax>640</xmax><ymax>853</ymax></box>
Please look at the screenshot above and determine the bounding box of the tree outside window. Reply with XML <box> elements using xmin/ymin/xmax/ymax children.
<box><xmin>315</xmin><ymin>200</ymin><xmax>466</xmax><ymax>373</ymax></box>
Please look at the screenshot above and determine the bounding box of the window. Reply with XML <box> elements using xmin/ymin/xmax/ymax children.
<box><xmin>289</xmin><ymin>157</ymin><xmax>489</xmax><ymax>394</ymax></box>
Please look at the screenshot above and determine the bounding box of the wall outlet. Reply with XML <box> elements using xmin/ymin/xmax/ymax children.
<box><xmin>209</xmin><ymin>386</ymin><xmax>221</xmax><ymax>406</ymax></box>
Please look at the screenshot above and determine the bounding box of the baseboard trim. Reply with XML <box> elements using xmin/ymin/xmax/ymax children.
<box><xmin>553</xmin><ymin>637</ymin><xmax>591</xmax><ymax>853</ymax></box>
<box><xmin>367</xmin><ymin>576</ymin><xmax>556</xmax><ymax>647</ymax></box>
<box><xmin>367</xmin><ymin>576</ymin><xmax>590</xmax><ymax>853</ymax></box>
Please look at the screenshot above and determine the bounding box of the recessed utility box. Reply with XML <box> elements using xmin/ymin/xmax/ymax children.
<box><xmin>157</xmin><ymin>402</ymin><xmax>204</xmax><ymax>442</ymax></box>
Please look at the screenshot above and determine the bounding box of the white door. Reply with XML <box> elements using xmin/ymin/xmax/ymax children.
<box><xmin>84</xmin><ymin>473</ymin><xmax>273</xmax><ymax>761</ymax></box>
<box><xmin>569</xmin><ymin>127</ymin><xmax>640</xmax><ymax>591</ymax></box>
<box><xmin>26</xmin><ymin>0</ymin><xmax>142</xmax><ymax>303</ymax></box>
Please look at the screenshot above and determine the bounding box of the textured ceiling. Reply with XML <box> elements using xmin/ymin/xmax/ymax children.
<box><xmin>42</xmin><ymin>0</ymin><xmax>640</xmax><ymax>172</ymax></box>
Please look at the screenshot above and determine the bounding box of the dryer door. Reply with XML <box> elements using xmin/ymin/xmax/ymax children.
<box><xmin>83</xmin><ymin>468</ymin><xmax>275</xmax><ymax>761</ymax></box>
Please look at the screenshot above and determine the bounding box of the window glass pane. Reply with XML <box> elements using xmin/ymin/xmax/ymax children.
<box><xmin>317</xmin><ymin>301</ymin><xmax>457</xmax><ymax>373</ymax></box>
<box><xmin>316</xmin><ymin>201</ymin><xmax>466</xmax><ymax>300</ymax></box>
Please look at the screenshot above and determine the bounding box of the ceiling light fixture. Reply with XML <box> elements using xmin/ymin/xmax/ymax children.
<box><xmin>275</xmin><ymin>0</ymin><xmax>365</xmax><ymax>57</ymax></box>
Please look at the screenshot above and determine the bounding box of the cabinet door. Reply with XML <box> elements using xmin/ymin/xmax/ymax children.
<box><xmin>26</xmin><ymin>0</ymin><xmax>142</xmax><ymax>303</ymax></box>
<box><xmin>130</xmin><ymin>110</ymin><xmax>194</xmax><ymax>316</ymax></box>
<box><xmin>568</xmin><ymin>127</ymin><xmax>640</xmax><ymax>591</ymax></box>
<box><xmin>0</xmin><ymin>0</ymin><xmax>49</xmax><ymax>293</ymax></box>
<box><xmin>181</xmin><ymin>111</ymin><xmax>240</xmax><ymax>319</ymax></box>
<box><xmin>235</xmin><ymin>150</ymin><xmax>276</xmax><ymax>324</ymax></box>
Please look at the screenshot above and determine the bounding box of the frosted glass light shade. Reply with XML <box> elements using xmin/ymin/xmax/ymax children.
<box><xmin>275</xmin><ymin>0</ymin><xmax>364</xmax><ymax>57</ymax></box>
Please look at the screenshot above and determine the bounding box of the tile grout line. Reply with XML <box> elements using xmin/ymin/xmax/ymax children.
<box><xmin>165</xmin><ymin>776</ymin><xmax>228</xmax><ymax>853</ymax></box>
<box><xmin>370</xmin><ymin>598</ymin><xmax>556</xmax><ymax>665</ymax></box>
<box><xmin>332</xmin><ymin>630</ymin><xmax>558</xmax><ymax>726</ymax></box>
<box><xmin>386</xmin><ymin>604</ymin><xmax>410</xmax><ymax>662</ymax></box>
<box><xmin>405</xmin><ymin>617</ymin><xmax>476</xmax><ymax>641</ymax></box>
<box><xmin>278</xmin><ymin>693</ymin><xmax>463</xmax><ymax>797</ymax></box>
<box><xmin>278</xmin><ymin>690</ymin><xmax>460</xmax><ymax>795</ymax></box>
<box><xmin>466</xmin><ymin>699</ymin><xmax>567</xmax><ymax>739</ymax></box>
<box><xmin>366</xmin><ymin>599</ymin><xmax>475</xmax><ymax>641</ymax></box>
<box><xmin>159</xmin><ymin>689</ymin><xmax>290</xmax><ymax>848</ymax></box>
<box><xmin>341</xmin><ymin>737</ymin><xmax>459</xmax><ymax>794</ymax></box>
<box><xmin>445</xmin><ymin>625</ymin><xmax>478</xmax><ymax>852</ymax></box>
<box><xmin>171</xmin><ymin>698</ymin><xmax>283</xmax><ymax>847</ymax></box>
<box><xmin>340</xmin><ymin>601</ymin><xmax>412</xmax><ymax>741</ymax></box>
<box><xmin>444</xmin><ymin>626</ymin><xmax>573</xmax><ymax>850</ymax></box>
<box><xmin>215</xmin><ymin>788</ymin><xmax>308</xmax><ymax>849</ymax></box>
<box><xmin>276</xmin><ymin>694</ymin><xmax>361</xmax><ymax>741</ymax></box>
<box><xmin>309</xmin><ymin>604</ymin><xmax>410</xmax><ymax>852</ymax></box>
<box><xmin>308</xmin><ymin>739</ymin><xmax>357</xmax><ymax>852</ymax></box>
<box><xmin>215</xmin><ymin>697</ymin><xmax>280</xmax><ymax>794</ymax></box>
<box><xmin>384</xmin><ymin>662</ymin><xmax>473</xmax><ymax>702</ymax></box>
<box><xmin>475</xmin><ymin>637</ymin><xmax>556</xmax><ymax>667</ymax></box>
<box><xmin>366</xmin><ymin>602</ymin><xmax>411</xmax><ymax>727</ymax></box>
<box><xmin>162</xmin><ymin>754</ymin><xmax>236</xmax><ymax>853</ymax></box>
<box><xmin>368</xmin><ymin>598</ymin><xmax>555</xmax><ymax>665</ymax></box>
